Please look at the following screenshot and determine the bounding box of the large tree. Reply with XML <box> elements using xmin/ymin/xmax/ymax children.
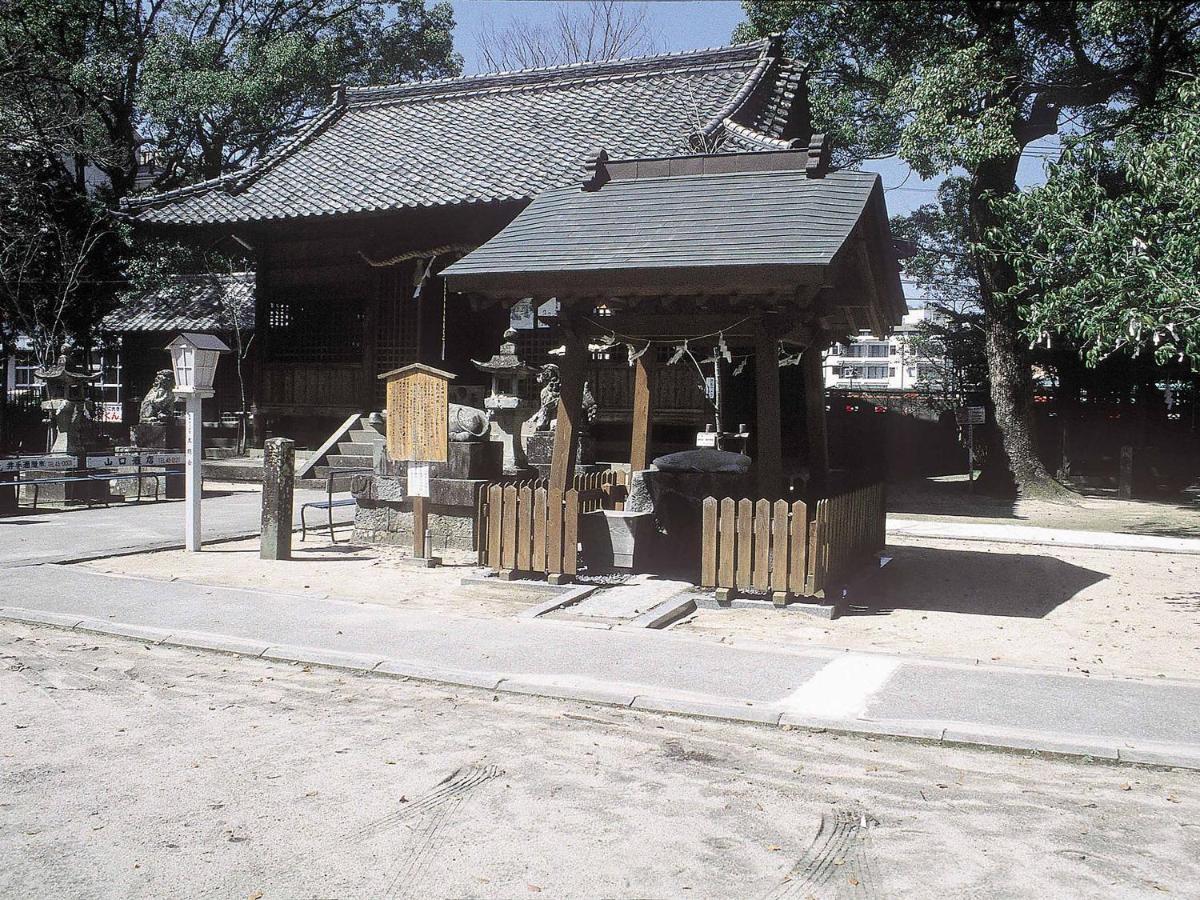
<box><xmin>738</xmin><ymin>0</ymin><xmax>1200</xmax><ymax>495</ymax></box>
<box><xmin>992</xmin><ymin>78</ymin><xmax>1200</xmax><ymax>370</ymax></box>
<box><xmin>0</xmin><ymin>0</ymin><xmax>461</xmax><ymax>198</ymax></box>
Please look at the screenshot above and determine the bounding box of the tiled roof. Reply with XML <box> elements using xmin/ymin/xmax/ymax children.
<box><xmin>123</xmin><ymin>38</ymin><xmax>809</xmax><ymax>226</ymax></box>
<box><xmin>101</xmin><ymin>273</ymin><xmax>255</xmax><ymax>333</ymax></box>
<box><xmin>444</xmin><ymin>168</ymin><xmax>881</xmax><ymax>282</ymax></box>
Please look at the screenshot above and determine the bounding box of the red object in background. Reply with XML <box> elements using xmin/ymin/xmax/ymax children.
<box><xmin>873</xmin><ymin>405</ymin><xmax>887</xmax><ymax>414</ymax></box>
<box><xmin>844</xmin><ymin>404</ymin><xmax>857</xmax><ymax>413</ymax></box>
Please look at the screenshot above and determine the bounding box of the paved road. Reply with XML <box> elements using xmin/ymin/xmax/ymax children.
<box><xmin>0</xmin><ymin>486</ymin><xmax>353</xmax><ymax>567</ymax></box>
<box><xmin>4</xmin><ymin>623</ymin><xmax>1197</xmax><ymax>899</ymax></box>
<box><xmin>3</xmin><ymin>563</ymin><xmax>1198</xmax><ymax>769</ymax></box>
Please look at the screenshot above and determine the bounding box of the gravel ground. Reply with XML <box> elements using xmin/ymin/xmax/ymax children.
<box><xmin>2</xmin><ymin>622</ymin><xmax>1198</xmax><ymax>899</ymax></box>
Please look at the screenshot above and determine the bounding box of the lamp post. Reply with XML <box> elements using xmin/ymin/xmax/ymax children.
<box><xmin>166</xmin><ymin>333</ymin><xmax>230</xmax><ymax>551</ymax></box>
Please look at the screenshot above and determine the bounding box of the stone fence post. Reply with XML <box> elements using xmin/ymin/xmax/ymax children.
<box><xmin>261</xmin><ymin>437</ymin><xmax>295</xmax><ymax>560</ymax></box>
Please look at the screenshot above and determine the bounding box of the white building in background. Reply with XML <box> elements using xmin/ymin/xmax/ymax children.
<box><xmin>823</xmin><ymin>308</ymin><xmax>944</xmax><ymax>392</ymax></box>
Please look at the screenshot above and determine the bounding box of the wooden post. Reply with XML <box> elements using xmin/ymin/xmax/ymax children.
<box><xmin>630</xmin><ymin>350</ymin><xmax>655</xmax><ymax>471</ymax></box>
<box><xmin>801</xmin><ymin>344</ymin><xmax>829</xmax><ymax>493</ymax></box>
<box><xmin>548</xmin><ymin>318</ymin><xmax>587</xmax><ymax>492</ymax></box>
<box><xmin>755</xmin><ymin>325</ymin><xmax>783</xmax><ymax>498</ymax></box>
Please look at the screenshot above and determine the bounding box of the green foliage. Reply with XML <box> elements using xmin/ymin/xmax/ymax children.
<box><xmin>138</xmin><ymin>0</ymin><xmax>461</xmax><ymax>183</ymax></box>
<box><xmin>993</xmin><ymin>80</ymin><xmax>1200</xmax><ymax>368</ymax></box>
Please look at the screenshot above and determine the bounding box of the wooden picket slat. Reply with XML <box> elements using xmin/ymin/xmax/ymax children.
<box><xmin>770</xmin><ymin>499</ymin><xmax>790</xmax><ymax>593</ymax></box>
<box><xmin>701</xmin><ymin>497</ymin><xmax>718</xmax><ymax>588</ymax></box>
<box><xmin>486</xmin><ymin>484</ymin><xmax>502</xmax><ymax>569</ymax></box>
<box><xmin>531</xmin><ymin>488</ymin><xmax>548</xmax><ymax>572</ymax></box>
<box><xmin>563</xmin><ymin>490</ymin><xmax>579</xmax><ymax>576</ymax></box>
<box><xmin>500</xmin><ymin>485</ymin><xmax>518</xmax><ymax>570</ymax></box>
<box><xmin>787</xmin><ymin>500</ymin><xmax>807</xmax><ymax>594</ymax></box>
<box><xmin>516</xmin><ymin>485</ymin><xmax>533</xmax><ymax>571</ymax></box>
<box><xmin>735</xmin><ymin>498</ymin><xmax>754</xmax><ymax>590</ymax></box>
<box><xmin>546</xmin><ymin>487</ymin><xmax>564</xmax><ymax>575</ymax></box>
<box><xmin>718</xmin><ymin>498</ymin><xmax>736</xmax><ymax>588</ymax></box>
<box><xmin>751</xmin><ymin>499</ymin><xmax>771</xmax><ymax>592</ymax></box>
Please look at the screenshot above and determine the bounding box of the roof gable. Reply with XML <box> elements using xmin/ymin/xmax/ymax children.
<box><xmin>124</xmin><ymin>39</ymin><xmax>809</xmax><ymax>226</ymax></box>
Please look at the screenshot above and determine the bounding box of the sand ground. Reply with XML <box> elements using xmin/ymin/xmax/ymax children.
<box><xmin>678</xmin><ymin>535</ymin><xmax>1200</xmax><ymax>680</ymax></box>
<box><xmin>889</xmin><ymin>476</ymin><xmax>1200</xmax><ymax>538</ymax></box>
<box><xmin>3</xmin><ymin>622</ymin><xmax>1197</xmax><ymax>899</ymax></box>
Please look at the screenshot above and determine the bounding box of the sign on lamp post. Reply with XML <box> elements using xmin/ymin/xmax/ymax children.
<box><xmin>166</xmin><ymin>333</ymin><xmax>230</xmax><ymax>551</ymax></box>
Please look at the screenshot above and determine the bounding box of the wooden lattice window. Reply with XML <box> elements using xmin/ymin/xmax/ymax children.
<box><xmin>266</xmin><ymin>293</ymin><xmax>363</xmax><ymax>363</ymax></box>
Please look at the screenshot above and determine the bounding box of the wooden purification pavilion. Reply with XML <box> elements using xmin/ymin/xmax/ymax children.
<box><xmin>444</xmin><ymin>144</ymin><xmax>904</xmax><ymax>608</ymax></box>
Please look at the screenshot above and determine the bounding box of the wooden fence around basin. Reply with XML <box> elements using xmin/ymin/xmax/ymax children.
<box><xmin>699</xmin><ymin>482</ymin><xmax>886</xmax><ymax>604</ymax></box>
<box><xmin>474</xmin><ymin>469</ymin><xmax>630</xmax><ymax>580</ymax></box>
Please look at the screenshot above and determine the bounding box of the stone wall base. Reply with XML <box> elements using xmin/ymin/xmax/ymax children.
<box><xmin>353</xmin><ymin>500</ymin><xmax>477</xmax><ymax>551</ymax></box>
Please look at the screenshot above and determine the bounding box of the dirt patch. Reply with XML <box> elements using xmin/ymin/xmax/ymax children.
<box><xmin>678</xmin><ymin>535</ymin><xmax>1200</xmax><ymax>680</ymax></box>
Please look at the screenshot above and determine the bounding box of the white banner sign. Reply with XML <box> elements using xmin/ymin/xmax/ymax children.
<box><xmin>85</xmin><ymin>452</ymin><xmax>186</xmax><ymax>468</ymax></box>
<box><xmin>407</xmin><ymin>462</ymin><xmax>431</xmax><ymax>498</ymax></box>
<box><xmin>0</xmin><ymin>455</ymin><xmax>77</xmax><ymax>473</ymax></box>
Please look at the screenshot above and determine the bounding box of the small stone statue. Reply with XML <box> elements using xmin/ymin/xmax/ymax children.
<box><xmin>531</xmin><ymin>364</ymin><xmax>561</xmax><ymax>431</ymax></box>
<box><xmin>138</xmin><ymin>369</ymin><xmax>176</xmax><ymax>424</ymax></box>
<box><xmin>530</xmin><ymin>363</ymin><xmax>597</xmax><ymax>431</ymax></box>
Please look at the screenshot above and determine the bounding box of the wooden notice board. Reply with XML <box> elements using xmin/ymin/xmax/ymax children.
<box><xmin>379</xmin><ymin>363</ymin><xmax>456</xmax><ymax>463</ymax></box>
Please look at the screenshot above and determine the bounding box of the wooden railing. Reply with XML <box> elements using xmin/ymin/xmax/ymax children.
<box><xmin>475</xmin><ymin>469</ymin><xmax>630</xmax><ymax>582</ymax></box>
<box><xmin>699</xmin><ymin>482</ymin><xmax>886</xmax><ymax>605</ymax></box>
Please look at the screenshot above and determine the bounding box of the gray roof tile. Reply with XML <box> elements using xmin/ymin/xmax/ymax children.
<box><xmin>124</xmin><ymin>39</ymin><xmax>805</xmax><ymax>225</ymax></box>
<box><xmin>101</xmin><ymin>273</ymin><xmax>254</xmax><ymax>333</ymax></box>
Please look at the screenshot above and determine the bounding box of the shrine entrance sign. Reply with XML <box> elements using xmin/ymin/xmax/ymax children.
<box><xmin>378</xmin><ymin>363</ymin><xmax>456</xmax><ymax>464</ymax></box>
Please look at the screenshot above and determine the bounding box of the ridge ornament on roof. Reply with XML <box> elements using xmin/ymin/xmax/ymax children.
<box><xmin>121</xmin><ymin>37</ymin><xmax>810</xmax><ymax>226</ymax></box>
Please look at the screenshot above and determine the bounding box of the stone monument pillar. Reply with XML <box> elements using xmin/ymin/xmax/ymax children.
<box><xmin>261</xmin><ymin>437</ymin><xmax>295</xmax><ymax>560</ymax></box>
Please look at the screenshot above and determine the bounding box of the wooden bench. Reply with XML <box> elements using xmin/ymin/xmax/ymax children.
<box><xmin>300</xmin><ymin>467</ymin><xmax>372</xmax><ymax>544</ymax></box>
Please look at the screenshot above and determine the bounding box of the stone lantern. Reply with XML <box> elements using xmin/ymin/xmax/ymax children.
<box><xmin>34</xmin><ymin>346</ymin><xmax>101</xmax><ymax>454</ymax></box>
<box><xmin>472</xmin><ymin>328</ymin><xmax>536</xmax><ymax>474</ymax></box>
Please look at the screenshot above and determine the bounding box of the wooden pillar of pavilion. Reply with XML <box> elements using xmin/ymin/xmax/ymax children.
<box><xmin>548</xmin><ymin>316</ymin><xmax>588</xmax><ymax>492</ymax></box>
<box><xmin>629</xmin><ymin>350</ymin><xmax>655</xmax><ymax>471</ymax></box>
<box><xmin>755</xmin><ymin>323</ymin><xmax>783</xmax><ymax>498</ymax></box>
<box><xmin>801</xmin><ymin>344</ymin><xmax>829</xmax><ymax>492</ymax></box>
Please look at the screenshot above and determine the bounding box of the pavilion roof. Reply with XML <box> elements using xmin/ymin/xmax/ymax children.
<box><xmin>442</xmin><ymin>151</ymin><xmax>905</xmax><ymax>329</ymax></box>
<box><xmin>121</xmin><ymin>38</ymin><xmax>810</xmax><ymax>227</ymax></box>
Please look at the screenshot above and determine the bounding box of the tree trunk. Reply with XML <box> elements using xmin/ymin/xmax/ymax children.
<box><xmin>968</xmin><ymin>155</ymin><xmax>1068</xmax><ymax>498</ymax></box>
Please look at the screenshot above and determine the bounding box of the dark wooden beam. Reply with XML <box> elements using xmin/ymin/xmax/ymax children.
<box><xmin>629</xmin><ymin>351</ymin><xmax>655</xmax><ymax>471</ymax></box>
<box><xmin>548</xmin><ymin>318</ymin><xmax>587</xmax><ymax>491</ymax></box>
<box><xmin>755</xmin><ymin>322</ymin><xmax>783</xmax><ymax>498</ymax></box>
<box><xmin>801</xmin><ymin>345</ymin><xmax>829</xmax><ymax>492</ymax></box>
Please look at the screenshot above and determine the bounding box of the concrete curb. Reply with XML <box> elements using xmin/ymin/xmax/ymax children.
<box><xmin>3</xmin><ymin>607</ymin><xmax>1198</xmax><ymax>772</ymax></box>
<box><xmin>516</xmin><ymin>584</ymin><xmax>597</xmax><ymax>619</ymax></box>
<box><xmin>625</xmin><ymin>596</ymin><xmax>697</xmax><ymax>630</ymax></box>
<box><xmin>888</xmin><ymin>522</ymin><xmax>1200</xmax><ymax>557</ymax></box>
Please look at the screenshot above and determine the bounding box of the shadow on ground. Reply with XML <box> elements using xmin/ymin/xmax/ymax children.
<box><xmin>847</xmin><ymin>543</ymin><xmax>1108</xmax><ymax>618</ymax></box>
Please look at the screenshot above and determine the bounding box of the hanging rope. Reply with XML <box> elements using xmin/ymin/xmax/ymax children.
<box><xmin>357</xmin><ymin>244</ymin><xmax>476</xmax><ymax>268</ymax></box>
